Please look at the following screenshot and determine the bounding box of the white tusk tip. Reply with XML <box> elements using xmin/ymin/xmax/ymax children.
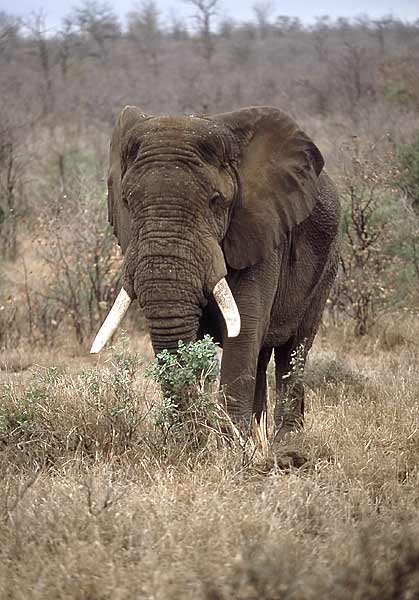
<box><xmin>213</xmin><ymin>278</ymin><xmax>241</xmax><ymax>339</ymax></box>
<box><xmin>227</xmin><ymin>320</ymin><xmax>241</xmax><ymax>338</ymax></box>
<box><xmin>89</xmin><ymin>288</ymin><xmax>132</xmax><ymax>354</ymax></box>
<box><xmin>90</xmin><ymin>342</ymin><xmax>102</xmax><ymax>354</ymax></box>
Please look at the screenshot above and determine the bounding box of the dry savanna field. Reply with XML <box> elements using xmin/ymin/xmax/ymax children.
<box><xmin>1</xmin><ymin>3</ymin><xmax>419</xmax><ymax>599</ymax></box>
<box><xmin>1</xmin><ymin>319</ymin><xmax>419</xmax><ymax>599</ymax></box>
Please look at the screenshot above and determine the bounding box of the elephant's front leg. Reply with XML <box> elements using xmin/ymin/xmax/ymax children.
<box><xmin>219</xmin><ymin>275</ymin><xmax>274</xmax><ymax>430</ymax></box>
<box><xmin>220</xmin><ymin>327</ymin><xmax>261</xmax><ymax>429</ymax></box>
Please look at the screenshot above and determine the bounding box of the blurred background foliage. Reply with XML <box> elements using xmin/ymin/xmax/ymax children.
<box><xmin>0</xmin><ymin>2</ymin><xmax>418</xmax><ymax>347</ymax></box>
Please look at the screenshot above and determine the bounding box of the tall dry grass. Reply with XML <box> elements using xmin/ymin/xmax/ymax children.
<box><xmin>1</xmin><ymin>320</ymin><xmax>419</xmax><ymax>599</ymax></box>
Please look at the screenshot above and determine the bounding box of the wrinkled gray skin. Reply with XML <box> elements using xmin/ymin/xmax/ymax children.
<box><xmin>107</xmin><ymin>105</ymin><xmax>341</xmax><ymax>434</ymax></box>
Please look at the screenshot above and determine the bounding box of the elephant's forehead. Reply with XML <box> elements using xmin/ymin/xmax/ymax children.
<box><xmin>142</xmin><ymin>116</ymin><xmax>222</xmax><ymax>139</ymax></box>
<box><xmin>134</xmin><ymin>116</ymin><xmax>230</xmax><ymax>163</ymax></box>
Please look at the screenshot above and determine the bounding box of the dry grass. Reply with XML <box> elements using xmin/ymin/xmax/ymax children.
<box><xmin>1</xmin><ymin>322</ymin><xmax>419</xmax><ymax>599</ymax></box>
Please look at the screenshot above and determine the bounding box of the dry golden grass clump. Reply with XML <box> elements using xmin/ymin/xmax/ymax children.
<box><xmin>1</xmin><ymin>324</ymin><xmax>419</xmax><ymax>599</ymax></box>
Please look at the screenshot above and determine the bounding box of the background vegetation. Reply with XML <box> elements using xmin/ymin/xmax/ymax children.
<box><xmin>1</xmin><ymin>1</ymin><xmax>419</xmax><ymax>344</ymax></box>
<box><xmin>1</xmin><ymin>2</ymin><xmax>419</xmax><ymax>597</ymax></box>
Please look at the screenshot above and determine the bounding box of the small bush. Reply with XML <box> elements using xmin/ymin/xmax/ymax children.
<box><xmin>336</xmin><ymin>138</ymin><xmax>399</xmax><ymax>335</ymax></box>
<box><xmin>145</xmin><ymin>336</ymin><xmax>226</xmax><ymax>448</ymax></box>
<box><xmin>0</xmin><ymin>341</ymin><xmax>145</xmax><ymax>471</ymax></box>
<box><xmin>371</xmin><ymin>314</ymin><xmax>418</xmax><ymax>351</ymax></box>
<box><xmin>305</xmin><ymin>351</ymin><xmax>366</xmax><ymax>392</ymax></box>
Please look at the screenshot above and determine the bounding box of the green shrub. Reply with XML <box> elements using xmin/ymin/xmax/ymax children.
<box><xmin>145</xmin><ymin>336</ymin><xmax>224</xmax><ymax>446</ymax></box>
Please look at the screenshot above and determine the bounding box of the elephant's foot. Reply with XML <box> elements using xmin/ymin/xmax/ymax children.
<box><xmin>217</xmin><ymin>412</ymin><xmax>253</xmax><ymax>448</ymax></box>
<box><xmin>274</xmin><ymin>391</ymin><xmax>304</xmax><ymax>439</ymax></box>
<box><xmin>271</xmin><ymin>434</ymin><xmax>309</xmax><ymax>472</ymax></box>
<box><xmin>251</xmin><ymin>445</ymin><xmax>309</xmax><ymax>475</ymax></box>
<box><xmin>274</xmin><ymin>419</ymin><xmax>303</xmax><ymax>440</ymax></box>
<box><xmin>221</xmin><ymin>394</ymin><xmax>254</xmax><ymax>442</ymax></box>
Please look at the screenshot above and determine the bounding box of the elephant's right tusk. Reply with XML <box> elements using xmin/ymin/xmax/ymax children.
<box><xmin>90</xmin><ymin>288</ymin><xmax>132</xmax><ymax>354</ymax></box>
<box><xmin>213</xmin><ymin>278</ymin><xmax>241</xmax><ymax>338</ymax></box>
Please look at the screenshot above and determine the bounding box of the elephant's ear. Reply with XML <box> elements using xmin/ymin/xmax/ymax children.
<box><xmin>212</xmin><ymin>107</ymin><xmax>324</xmax><ymax>270</ymax></box>
<box><xmin>107</xmin><ymin>105</ymin><xmax>150</xmax><ymax>254</ymax></box>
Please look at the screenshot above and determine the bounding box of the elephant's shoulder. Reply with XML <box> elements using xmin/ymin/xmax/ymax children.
<box><xmin>314</xmin><ymin>172</ymin><xmax>341</xmax><ymax>231</ymax></box>
<box><xmin>295</xmin><ymin>172</ymin><xmax>340</xmax><ymax>252</ymax></box>
<box><xmin>318</xmin><ymin>172</ymin><xmax>340</xmax><ymax>215</ymax></box>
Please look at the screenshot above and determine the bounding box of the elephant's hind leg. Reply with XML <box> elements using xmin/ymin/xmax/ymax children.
<box><xmin>252</xmin><ymin>346</ymin><xmax>272</xmax><ymax>425</ymax></box>
<box><xmin>274</xmin><ymin>340</ymin><xmax>305</xmax><ymax>435</ymax></box>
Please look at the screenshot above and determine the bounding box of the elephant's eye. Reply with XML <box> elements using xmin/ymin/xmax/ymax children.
<box><xmin>125</xmin><ymin>139</ymin><xmax>141</xmax><ymax>163</ymax></box>
<box><xmin>209</xmin><ymin>192</ymin><xmax>224</xmax><ymax>211</ymax></box>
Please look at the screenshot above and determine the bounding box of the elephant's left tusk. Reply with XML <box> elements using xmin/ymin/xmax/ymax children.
<box><xmin>90</xmin><ymin>288</ymin><xmax>132</xmax><ymax>353</ymax></box>
<box><xmin>213</xmin><ymin>278</ymin><xmax>241</xmax><ymax>338</ymax></box>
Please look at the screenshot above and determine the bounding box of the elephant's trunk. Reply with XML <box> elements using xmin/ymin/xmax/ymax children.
<box><xmin>148</xmin><ymin>313</ymin><xmax>200</xmax><ymax>354</ymax></box>
<box><xmin>133</xmin><ymin>232</ymin><xmax>205</xmax><ymax>353</ymax></box>
<box><xmin>132</xmin><ymin>211</ymin><xmax>240</xmax><ymax>352</ymax></box>
<box><xmin>90</xmin><ymin>187</ymin><xmax>240</xmax><ymax>354</ymax></box>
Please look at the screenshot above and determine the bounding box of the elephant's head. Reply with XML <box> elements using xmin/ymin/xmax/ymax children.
<box><xmin>91</xmin><ymin>106</ymin><xmax>324</xmax><ymax>354</ymax></box>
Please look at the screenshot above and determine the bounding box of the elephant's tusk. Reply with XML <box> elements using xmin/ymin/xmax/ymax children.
<box><xmin>213</xmin><ymin>278</ymin><xmax>241</xmax><ymax>338</ymax></box>
<box><xmin>90</xmin><ymin>288</ymin><xmax>132</xmax><ymax>353</ymax></box>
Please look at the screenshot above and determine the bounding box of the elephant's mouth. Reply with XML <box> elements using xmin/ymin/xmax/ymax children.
<box><xmin>90</xmin><ymin>277</ymin><xmax>240</xmax><ymax>354</ymax></box>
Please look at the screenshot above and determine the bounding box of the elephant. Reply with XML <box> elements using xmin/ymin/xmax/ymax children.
<box><xmin>91</xmin><ymin>105</ymin><xmax>341</xmax><ymax>436</ymax></box>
